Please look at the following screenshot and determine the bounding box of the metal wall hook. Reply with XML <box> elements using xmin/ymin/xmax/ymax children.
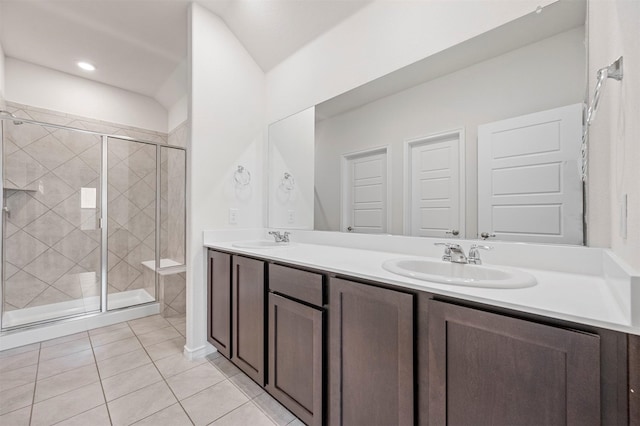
<box><xmin>602</xmin><ymin>56</ymin><xmax>623</xmax><ymax>81</ymax></box>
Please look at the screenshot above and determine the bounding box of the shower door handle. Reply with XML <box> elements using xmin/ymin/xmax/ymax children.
<box><xmin>2</xmin><ymin>206</ymin><xmax>9</xmax><ymax>219</ymax></box>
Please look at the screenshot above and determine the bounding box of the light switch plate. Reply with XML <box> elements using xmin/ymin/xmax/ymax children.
<box><xmin>287</xmin><ymin>210</ymin><xmax>295</xmax><ymax>224</ymax></box>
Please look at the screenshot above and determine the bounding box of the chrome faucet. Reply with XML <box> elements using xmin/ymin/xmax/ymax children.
<box><xmin>468</xmin><ymin>244</ymin><xmax>492</xmax><ymax>265</ymax></box>
<box><xmin>268</xmin><ymin>231</ymin><xmax>290</xmax><ymax>243</ymax></box>
<box><xmin>434</xmin><ymin>243</ymin><xmax>468</xmax><ymax>264</ymax></box>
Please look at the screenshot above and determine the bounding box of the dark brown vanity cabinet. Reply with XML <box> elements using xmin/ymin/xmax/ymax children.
<box><xmin>267</xmin><ymin>264</ymin><xmax>324</xmax><ymax>426</ymax></box>
<box><xmin>631</xmin><ymin>333</ymin><xmax>640</xmax><ymax>425</ymax></box>
<box><xmin>206</xmin><ymin>248</ymin><xmax>635</xmax><ymax>426</ymax></box>
<box><xmin>428</xmin><ymin>299</ymin><xmax>602</xmax><ymax>426</ymax></box>
<box><xmin>231</xmin><ymin>255</ymin><xmax>266</xmax><ymax>386</ymax></box>
<box><xmin>329</xmin><ymin>277</ymin><xmax>414</xmax><ymax>426</ymax></box>
<box><xmin>207</xmin><ymin>250</ymin><xmax>231</xmax><ymax>358</ymax></box>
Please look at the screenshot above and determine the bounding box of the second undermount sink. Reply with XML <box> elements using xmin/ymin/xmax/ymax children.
<box><xmin>382</xmin><ymin>258</ymin><xmax>536</xmax><ymax>289</ymax></box>
<box><xmin>232</xmin><ymin>240</ymin><xmax>294</xmax><ymax>249</ymax></box>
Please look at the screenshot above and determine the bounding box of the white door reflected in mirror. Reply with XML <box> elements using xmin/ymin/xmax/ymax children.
<box><xmin>477</xmin><ymin>103</ymin><xmax>583</xmax><ymax>245</ymax></box>
<box><xmin>341</xmin><ymin>147</ymin><xmax>388</xmax><ymax>234</ymax></box>
<box><xmin>406</xmin><ymin>129</ymin><xmax>464</xmax><ymax>238</ymax></box>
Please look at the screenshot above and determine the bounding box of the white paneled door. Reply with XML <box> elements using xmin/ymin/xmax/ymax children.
<box><xmin>342</xmin><ymin>148</ymin><xmax>388</xmax><ymax>233</ymax></box>
<box><xmin>477</xmin><ymin>103</ymin><xmax>583</xmax><ymax>244</ymax></box>
<box><xmin>407</xmin><ymin>131</ymin><xmax>464</xmax><ymax>238</ymax></box>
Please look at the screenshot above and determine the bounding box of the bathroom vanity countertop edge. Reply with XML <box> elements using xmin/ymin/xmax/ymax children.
<box><xmin>204</xmin><ymin>240</ymin><xmax>639</xmax><ymax>336</ymax></box>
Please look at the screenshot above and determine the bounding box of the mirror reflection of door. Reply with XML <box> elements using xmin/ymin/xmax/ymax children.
<box><xmin>406</xmin><ymin>130</ymin><xmax>464</xmax><ymax>238</ymax></box>
<box><xmin>477</xmin><ymin>103</ymin><xmax>583</xmax><ymax>245</ymax></box>
<box><xmin>342</xmin><ymin>148</ymin><xmax>388</xmax><ymax>233</ymax></box>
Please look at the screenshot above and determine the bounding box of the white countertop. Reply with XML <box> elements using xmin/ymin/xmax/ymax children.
<box><xmin>204</xmin><ymin>229</ymin><xmax>640</xmax><ymax>336</ymax></box>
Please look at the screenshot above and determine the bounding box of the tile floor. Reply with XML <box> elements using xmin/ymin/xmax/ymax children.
<box><xmin>0</xmin><ymin>315</ymin><xmax>302</xmax><ymax>426</ymax></box>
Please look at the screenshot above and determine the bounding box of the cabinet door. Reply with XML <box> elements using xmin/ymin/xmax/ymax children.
<box><xmin>207</xmin><ymin>250</ymin><xmax>231</xmax><ymax>358</ymax></box>
<box><xmin>268</xmin><ymin>293</ymin><xmax>323</xmax><ymax>426</ymax></box>
<box><xmin>428</xmin><ymin>300</ymin><xmax>600</xmax><ymax>426</ymax></box>
<box><xmin>631</xmin><ymin>334</ymin><xmax>640</xmax><ymax>425</ymax></box>
<box><xmin>231</xmin><ymin>256</ymin><xmax>266</xmax><ymax>386</ymax></box>
<box><xmin>329</xmin><ymin>278</ymin><xmax>414</xmax><ymax>426</ymax></box>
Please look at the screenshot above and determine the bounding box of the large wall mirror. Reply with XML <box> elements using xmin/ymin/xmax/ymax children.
<box><xmin>268</xmin><ymin>0</ymin><xmax>587</xmax><ymax>245</ymax></box>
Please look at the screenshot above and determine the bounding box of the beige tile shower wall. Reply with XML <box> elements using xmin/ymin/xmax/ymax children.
<box><xmin>165</xmin><ymin>121</ymin><xmax>187</xmax><ymax>264</ymax></box>
<box><xmin>168</xmin><ymin>120</ymin><xmax>188</xmax><ymax>149</ymax></box>
<box><xmin>161</xmin><ymin>272</ymin><xmax>186</xmax><ymax>318</ymax></box>
<box><xmin>157</xmin><ymin>121</ymin><xmax>188</xmax><ymax>319</ymax></box>
<box><xmin>107</xmin><ymin>139</ymin><xmax>157</xmax><ymax>297</ymax></box>
<box><xmin>2</xmin><ymin>102</ymin><xmax>170</xmax><ymax>311</ymax></box>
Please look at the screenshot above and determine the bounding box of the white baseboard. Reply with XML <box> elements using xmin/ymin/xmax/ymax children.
<box><xmin>183</xmin><ymin>341</ymin><xmax>216</xmax><ymax>360</ymax></box>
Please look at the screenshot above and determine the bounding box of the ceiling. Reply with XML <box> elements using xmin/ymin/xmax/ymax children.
<box><xmin>0</xmin><ymin>0</ymin><xmax>371</xmax><ymax>109</ymax></box>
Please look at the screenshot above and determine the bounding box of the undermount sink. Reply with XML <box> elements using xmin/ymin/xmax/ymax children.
<box><xmin>382</xmin><ymin>258</ymin><xmax>536</xmax><ymax>289</ymax></box>
<box><xmin>232</xmin><ymin>240</ymin><xmax>293</xmax><ymax>249</ymax></box>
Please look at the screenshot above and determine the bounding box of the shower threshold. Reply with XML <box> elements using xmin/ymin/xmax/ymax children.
<box><xmin>2</xmin><ymin>289</ymin><xmax>155</xmax><ymax>329</ymax></box>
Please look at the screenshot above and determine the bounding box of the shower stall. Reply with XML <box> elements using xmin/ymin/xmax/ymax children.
<box><xmin>0</xmin><ymin>111</ymin><xmax>186</xmax><ymax>331</ymax></box>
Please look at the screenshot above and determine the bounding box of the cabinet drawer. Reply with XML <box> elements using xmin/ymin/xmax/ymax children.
<box><xmin>269</xmin><ymin>264</ymin><xmax>324</xmax><ymax>306</ymax></box>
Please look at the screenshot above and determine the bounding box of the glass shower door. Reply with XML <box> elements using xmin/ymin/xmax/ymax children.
<box><xmin>2</xmin><ymin>120</ymin><xmax>102</xmax><ymax>329</ymax></box>
<box><xmin>106</xmin><ymin>137</ymin><xmax>157</xmax><ymax>310</ymax></box>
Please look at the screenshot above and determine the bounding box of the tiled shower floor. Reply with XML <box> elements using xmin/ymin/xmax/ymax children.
<box><xmin>0</xmin><ymin>315</ymin><xmax>302</xmax><ymax>426</ymax></box>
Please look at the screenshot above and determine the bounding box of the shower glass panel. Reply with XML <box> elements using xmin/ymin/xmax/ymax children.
<box><xmin>106</xmin><ymin>137</ymin><xmax>157</xmax><ymax>310</ymax></box>
<box><xmin>2</xmin><ymin>120</ymin><xmax>102</xmax><ymax>328</ymax></box>
<box><xmin>160</xmin><ymin>146</ymin><xmax>186</xmax><ymax>267</ymax></box>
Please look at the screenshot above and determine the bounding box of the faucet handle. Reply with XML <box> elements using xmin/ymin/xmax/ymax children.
<box><xmin>434</xmin><ymin>242</ymin><xmax>453</xmax><ymax>261</ymax></box>
<box><xmin>434</xmin><ymin>242</ymin><xmax>459</xmax><ymax>248</ymax></box>
<box><xmin>268</xmin><ymin>230</ymin><xmax>282</xmax><ymax>242</ymax></box>
<box><xmin>282</xmin><ymin>231</ymin><xmax>290</xmax><ymax>242</ymax></box>
<box><xmin>470</xmin><ymin>244</ymin><xmax>492</xmax><ymax>251</ymax></box>
<box><xmin>468</xmin><ymin>244</ymin><xmax>493</xmax><ymax>264</ymax></box>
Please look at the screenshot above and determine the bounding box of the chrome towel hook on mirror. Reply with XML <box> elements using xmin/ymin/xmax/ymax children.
<box><xmin>234</xmin><ymin>165</ymin><xmax>251</xmax><ymax>187</ymax></box>
<box><xmin>581</xmin><ymin>56</ymin><xmax>623</xmax><ymax>182</ymax></box>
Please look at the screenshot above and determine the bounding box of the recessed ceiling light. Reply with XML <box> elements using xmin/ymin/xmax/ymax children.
<box><xmin>77</xmin><ymin>61</ymin><xmax>96</xmax><ymax>71</ymax></box>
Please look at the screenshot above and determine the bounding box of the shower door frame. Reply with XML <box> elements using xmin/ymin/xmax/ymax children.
<box><xmin>0</xmin><ymin>112</ymin><xmax>187</xmax><ymax>331</ymax></box>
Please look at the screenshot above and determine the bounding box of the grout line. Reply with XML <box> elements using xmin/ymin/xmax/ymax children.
<box><xmin>40</xmin><ymin>331</ymin><xmax>88</xmax><ymax>348</ymax></box>
<box><xmin>27</xmin><ymin>342</ymin><xmax>42</xmax><ymax>425</ymax></box>
<box><xmin>89</xmin><ymin>320</ymin><xmax>120</xmax><ymax>426</ymax></box>
<box><xmin>207</xmin><ymin>400</ymin><xmax>268</xmax><ymax>426</ymax></box>
<box><xmin>129</xmin><ymin>319</ymin><xmax>196</xmax><ymax>426</ymax></box>
<box><xmin>13</xmin><ymin>275</ymin><xmax>50</xmax><ymax>311</ymax></box>
<box><xmin>37</xmin><ymin>339</ymin><xmax>93</xmax><ymax>363</ymax></box>
<box><xmin>250</xmin><ymin>394</ymin><xmax>285</xmax><ymax>425</ymax></box>
<box><xmin>30</xmin><ymin>367</ymin><xmax>101</xmax><ymax>405</ymax></box>
<box><xmin>46</xmin><ymin>323</ymin><xmax>139</xmax><ymax>424</ymax></box>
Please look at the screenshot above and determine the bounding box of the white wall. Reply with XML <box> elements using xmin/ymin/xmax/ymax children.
<box><xmin>168</xmin><ymin>94</ymin><xmax>188</xmax><ymax>132</ymax></box>
<box><xmin>266</xmin><ymin>0</ymin><xmax>556</xmax><ymax>123</ymax></box>
<box><xmin>268</xmin><ymin>107</ymin><xmax>315</xmax><ymax>229</ymax></box>
<box><xmin>315</xmin><ymin>28</ymin><xmax>585</xmax><ymax>237</ymax></box>
<box><xmin>588</xmin><ymin>0</ymin><xmax>640</xmax><ymax>270</ymax></box>
<box><xmin>156</xmin><ymin>59</ymin><xmax>188</xmax><ymax>131</ymax></box>
<box><xmin>4</xmin><ymin>58</ymin><xmax>168</xmax><ymax>133</ymax></box>
<box><xmin>186</xmin><ymin>3</ymin><xmax>265</xmax><ymax>355</ymax></box>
